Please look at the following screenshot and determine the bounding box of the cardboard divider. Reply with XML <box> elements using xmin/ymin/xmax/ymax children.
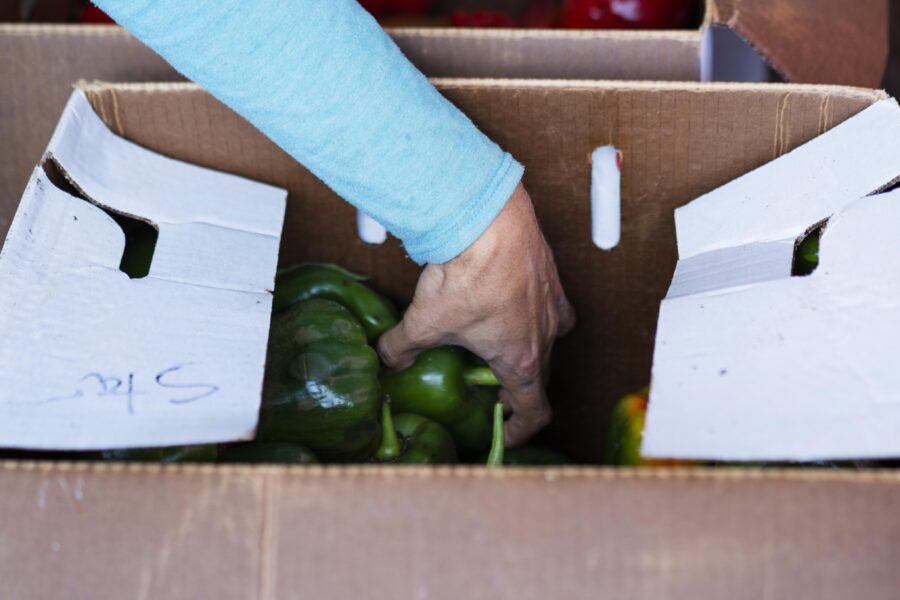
<box><xmin>79</xmin><ymin>79</ymin><xmax>883</xmax><ymax>461</ymax></box>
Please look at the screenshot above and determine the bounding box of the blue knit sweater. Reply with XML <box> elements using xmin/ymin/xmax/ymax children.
<box><xmin>93</xmin><ymin>0</ymin><xmax>523</xmax><ymax>264</ymax></box>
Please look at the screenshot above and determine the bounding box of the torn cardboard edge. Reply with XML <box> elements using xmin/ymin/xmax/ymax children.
<box><xmin>0</xmin><ymin>90</ymin><xmax>287</xmax><ymax>450</ymax></box>
<box><xmin>644</xmin><ymin>98</ymin><xmax>900</xmax><ymax>462</ymax></box>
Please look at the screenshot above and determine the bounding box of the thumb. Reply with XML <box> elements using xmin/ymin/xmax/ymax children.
<box><xmin>376</xmin><ymin>313</ymin><xmax>442</xmax><ymax>370</ymax></box>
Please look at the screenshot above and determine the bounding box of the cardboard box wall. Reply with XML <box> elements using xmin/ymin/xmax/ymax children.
<box><xmin>2</xmin><ymin>80</ymin><xmax>898</xmax><ymax>598</ymax></box>
<box><xmin>0</xmin><ymin>0</ymin><xmax>888</xmax><ymax>238</ymax></box>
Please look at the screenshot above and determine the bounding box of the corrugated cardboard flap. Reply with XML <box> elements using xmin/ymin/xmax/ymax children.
<box><xmin>709</xmin><ymin>0</ymin><xmax>889</xmax><ymax>87</ymax></box>
<box><xmin>0</xmin><ymin>90</ymin><xmax>287</xmax><ymax>451</ymax></box>
<box><xmin>646</xmin><ymin>98</ymin><xmax>900</xmax><ymax>461</ymax></box>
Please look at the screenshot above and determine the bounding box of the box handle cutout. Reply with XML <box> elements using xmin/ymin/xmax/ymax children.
<box><xmin>110</xmin><ymin>214</ymin><xmax>158</xmax><ymax>279</ymax></box>
<box><xmin>357</xmin><ymin>210</ymin><xmax>387</xmax><ymax>245</ymax></box>
<box><xmin>42</xmin><ymin>159</ymin><xmax>158</xmax><ymax>279</ymax></box>
<box><xmin>792</xmin><ymin>221</ymin><xmax>826</xmax><ymax>277</ymax></box>
<box><xmin>591</xmin><ymin>146</ymin><xmax>622</xmax><ymax>250</ymax></box>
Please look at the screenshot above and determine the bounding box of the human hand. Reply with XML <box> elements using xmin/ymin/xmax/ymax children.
<box><xmin>377</xmin><ymin>183</ymin><xmax>575</xmax><ymax>445</ymax></box>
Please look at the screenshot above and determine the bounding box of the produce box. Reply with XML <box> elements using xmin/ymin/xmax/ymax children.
<box><xmin>2</xmin><ymin>79</ymin><xmax>899</xmax><ymax>599</ymax></box>
<box><xmin>0</xmin><ymin>0</ymin><xmax>889</xmax><ymax>236</ymax></box>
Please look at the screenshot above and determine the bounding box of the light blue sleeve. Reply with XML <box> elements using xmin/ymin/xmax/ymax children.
<box><xmin>92</xmin><ymin>0</ymin><xmax>523</xmax><ymax>264</ymax></box>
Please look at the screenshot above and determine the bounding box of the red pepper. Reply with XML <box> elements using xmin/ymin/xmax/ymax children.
<box><xmin>521</xmin><ymin>0</ymin><xmax>561</xmax><ymax>28</ymax></box>
<box><xmin>451</xmin><ymin>10</ymin><xmax>519</xmax><ymax>28</ymax></box>
<box><xmin>359</xmin><ymin>0</ymin><xmax>431</xmax><ymax>18</ymax></box>
<box><xmin>561</xmin><ymin>0</ymin><xmax>691</xmax><ymax>29</ymax></box>
<box><xmin>80</xmin><ymin>3</ymin><xmax>115</xmax><ymax>23</ymax></box>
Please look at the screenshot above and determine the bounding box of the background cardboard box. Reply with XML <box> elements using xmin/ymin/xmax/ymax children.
<box><xmin>0</xmin><ymin>0</ymin><xmax>889</xmax><ymax>238</ymax></box>
<box><xmin>389</xmin><ymin>0</ymin><xmax>887</xmax><ymax>84</ymax></box>
<box><xmin>2</xmin><ymin>80</ymin><xmax>898</xmax><ymax>598</ymax></box>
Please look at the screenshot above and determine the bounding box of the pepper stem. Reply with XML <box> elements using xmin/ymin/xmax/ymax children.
<box><xmin>375</xmin><ymin>400</ymin><xmax>401</xmax><ymax>462</ymax></box>
<box><xmin>486</xmin><ymin>401</ymin><xmax>505</xmax><ymax>467</ymax></box>
<box><xmin>463</xmin><ymin>366</ymin><xmax>500</xmax><ymax>387</ymax></box>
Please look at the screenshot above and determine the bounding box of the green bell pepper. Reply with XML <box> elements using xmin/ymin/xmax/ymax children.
<box><xmin>100</xmin><ymin>444</ymin><xmax>218</xmax><ymax>463</ymax></box>
<box><xmin>375</xmin><ymin>402</ymin><xmax>458</xmax><ymax>464</ymax></box>
<box><xmin>258</xmin><ymin>298</ymin><xmax>382</xmax><ymax>462</ymax></box>
<box><xmin>793</xmin><ymin>228</ymin><xmax>820</xmax><ymax>276</ymax></box>
<box><xmin>272</xmin><ymin>263</ymin><xmax>399</xmax><ymax>343</ymax></box>
<box><xmin>218</xmin><ymin>442</ymin><xmax>318</xmax><ymax>464</ymax></box>
<box><xmin>380</xmin><ymin>346</ymin><xmax>500</xmax><ymax>458</ymax></box>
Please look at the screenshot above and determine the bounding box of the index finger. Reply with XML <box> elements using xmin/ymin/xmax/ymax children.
<box><xmin>499</xmin><ymin>381</ymin><xmax>552</xmax><ymax>446</ymax></box>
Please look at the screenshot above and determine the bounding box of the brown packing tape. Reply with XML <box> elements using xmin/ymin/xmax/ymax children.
<box><xmin>81</xmin><ymin>80</ymin><xmax>883</xmax><ymax>462</ymax></box>
<box><xmin>2</xmin><ymin>462</ymin><xmax>900</xmax><ymax>600</ymax></box>
<box><xmin>710</xmin><ymin>0</ymin><xmax>890</xmax><ymax>87</ymax></box>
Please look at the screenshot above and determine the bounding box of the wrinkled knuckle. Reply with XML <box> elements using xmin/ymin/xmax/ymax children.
<box><xmin>402</xmin><ymin>317</ymin><xmax>435</xmax><ymax>346</ymax></box>
<box><xmin>377</xmin><ymin>337</ymin><xmax>399</xmax><ymax>364</ymax></box>
<box><xmin>511</xmin><ymin>344</ymin><xmax>542</xmax><ymax>383</ymax></box>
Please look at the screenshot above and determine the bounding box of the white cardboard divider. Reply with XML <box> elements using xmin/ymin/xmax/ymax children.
<box><xmin>0</xmin><ymin>90</ymin><xmax>287</xmax><ymax>450</ymax></box>
<box><xmin>644</xmin><ymin>98</ymin><xmax>900</xmax><ymax>461</ymax></box>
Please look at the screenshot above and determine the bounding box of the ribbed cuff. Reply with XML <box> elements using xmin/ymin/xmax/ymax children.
<box><xmin>403</xmin><ymin>153</ymin><xmax>524</xmax><ymax>264</ymax></box>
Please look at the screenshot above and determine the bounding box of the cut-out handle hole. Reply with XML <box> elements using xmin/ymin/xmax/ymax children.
<box><xmin>43</xmin><ymin>159</ymin><xmax>158</xmax><ymax>279</ymax></box>
<box><xmin>792</xmin><ymin>221</ymin><xmax>826</xmax><ymax>277</ymax></box>
<box><xmin>110</xmin><ymin>214</ymin><xmax>157</xmax><ymax>279</ymax></box>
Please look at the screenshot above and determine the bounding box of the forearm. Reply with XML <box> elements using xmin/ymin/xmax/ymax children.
<box><xmin>93</xmin><ymin>0</ymin><xmax>522</xmax><ymax>263</ymax></box>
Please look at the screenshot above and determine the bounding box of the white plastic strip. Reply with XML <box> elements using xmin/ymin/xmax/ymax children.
<box><xmin>590</xmin><ymin>145</ymin><xmax>622</xmax><ymax>251</ymax></box>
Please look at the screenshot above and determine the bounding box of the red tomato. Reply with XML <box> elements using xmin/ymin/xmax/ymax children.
<box><xmin>562</xmin><ymin>0</ymin><xmax>691</xmax><ymax>29</ymax></box>
<box><xmin>451</xmin><ymin>10</ymin><xmax>518</xmax><ymax>28</ymax></box>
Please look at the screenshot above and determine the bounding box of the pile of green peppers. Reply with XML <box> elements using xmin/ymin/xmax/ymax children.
<box><xmin>71</xmin><ymin>263</ymin><xmax>569</xmax><ymax>466</ymax></box>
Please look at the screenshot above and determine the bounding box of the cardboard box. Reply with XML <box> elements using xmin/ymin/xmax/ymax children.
<box><xmin>0</xmin><ymin>1</ymin><xmax>889</xmax><ymax>237</ymax></box>
<box><xmin>392</xmin><ymin>0</ymin><xmax>888</xmax><ymax>84</ymax></box>
<box><xmin>2</xmin><ymin>79</ymin><xmax>899</xmax><ymax>598</ymax></box>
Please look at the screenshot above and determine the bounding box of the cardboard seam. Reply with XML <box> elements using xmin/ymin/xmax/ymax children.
<box><xmin>818</xmin><ymin>94</ymin><xmax>833</xmax><ymax>135</ymax></box>
<box><xmin>109</xmin><ymin>87</ymin><xmax>125</xmax><ymax>137</ymax></box>
<box><xmin>257</xmin><ymin>475</ymin><xmax>276</xmax><ymax>600</ymax></box>
<box><xmin>774</xmin><ymin>91</ymin><xmax>792</xmax><ymax>157</ymax></box>
<box><xmin>2</xmin><ymin>461</ymin><xmax>899</xmax><ymax>484</ymax></box>
<box><xmin>143</xmin><ymin>273</ymin><xmax>275</xmax><ymax>296</ymax></box>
